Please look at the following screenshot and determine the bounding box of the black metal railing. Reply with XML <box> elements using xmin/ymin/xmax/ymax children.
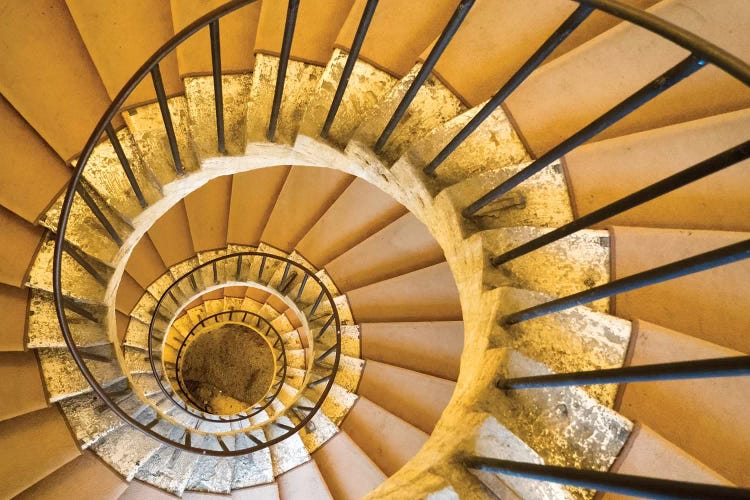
<box><xmin>51</xmin><ymin>0</ymin><xmax>750</xmax><ymax>491</ymax></box>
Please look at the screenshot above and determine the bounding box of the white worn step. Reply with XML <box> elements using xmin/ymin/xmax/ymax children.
<box><xmin>232</xmin><ymin>422</ymin><xmax>275</xmax><ymax>489</ymax></box>
<box><xmin>135</xmin><ymin>437</ymin><xmax>201</xmax><ymax>496</ymax></box>
<box><xmin>280</xmin><ymin>390</ymin><xmax>339</xmax><ymax>454</ymax></box>
<box><xmin>466</xmin><ymin>412</ymin><xmax>572</xmax><ymax>499</ymax></box>
<box><xmin>305</xmin><ymin>382</ymin><xmax>357</xmax><ymax>427</ymax></box>
<box><xmin>90</xmin><ymin>407</ymin><xmax>172</xmax><ymax>481</ymax></box>
<box><xmin>498</xmin><ymin>349</ymin><xmax>633</xmax><ymax>474</ymax></box>
<box><xmin>27</xmin><ymin>289</ymin><xmax>108</xmax><ymax>348</ymax></box>
<box><xmin>37</xmin><ymin>346</ymin><xmax>122</xmax><ymax>402</ymax></box>
<box><xmin>185</xmin><ymin>73</ymin><xmax>253</xmax><ymax>158</ymax></box>
<box><xmin>263</xmin><ymin>412</ymin><xmax>311</xmax><ymax>477</ymax></box>
<box><xmin>478</xmin><ymin>227</ymin><xmax>611</xmax><ymax>313</ymax></box>
<box><xmin>58</xmin><ymin>381</ymin><xmax>148</xmax><ymax>449</ymax></box>
<box><xmin>490</xmin><ymin>286</ymin><xmax>631</xmax><ymax>407</ymax></box>
<box><xmin>185</xmin><ymin>422</ymin><xmax>235</xmax><ymax>494</ymax></box>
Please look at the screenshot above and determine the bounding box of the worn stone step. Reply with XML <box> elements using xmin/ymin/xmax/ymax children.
<box><xmin>37</xmin><ymin>346</ymin><xmax>122</xmax><ymax>402</ymax></box>
<box><xmin>185</xmin><ymin>73</ymin><xmax>253</xmax><ymax>158</ymax></box>
<box><xmin>27</xmin><ymin>289</ymin><xmax>108</xmax><ymax>348</ymax></box>
<box><xmin>477</xmin><ymin>227</ymin><xmax>611</xmax><ymax>314</ymax></box>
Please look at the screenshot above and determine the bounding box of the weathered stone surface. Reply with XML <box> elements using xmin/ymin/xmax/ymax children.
<box><xmin>291</xmin><ymin>395</ymin><xmax>339</xmax><ymax>454</ymax></box>
<box><xmin>28</xmin><ymin>236</ymin><xmax>111</xmax><ymax>303</ymax></box>
<box><xmin>298</xmin><ymin>48</ymin><xmax>397</xmax><ymax>148</ymax></box>
<box><xmin>306</xmin><ymin>383</ymin><xmax>357</xmax><ymax>427</ymax></box>
<box><xmin>90</xmin><ymin>408</ymin><xmax>169</xmax><ymax>481</ymax></box>
<box><xmin>76</xmin><ymin>126</ymin><xmax>163</xmax><ymax>222</ymax></box>
<box><xmin>264</xmin><ymin>414</ymin><xmax>311</xmax><ymax>477</ymax></box>
<box><xmin>38</xmin><ymin>346</ymin><xmax>122</xmax><ymax>401</ymax></box>
<box><xmin>406</xmin><ymin>99</ymin><xmax>530</xmax><ymax>188</ymax></box>
<box><xmin>317</xmin><ymin>324</ymin><xmax>361</xmax><ymax>358</ymax></box>
<box><xmin>39</xmin><ymin>188</ymin><xmax>130</xmax><ymax>266</ymax></box>
<box><xmin>27</xmin><ymin>289</ymin><xmax>108</xmax><ymax>348</ymax></box>
<box><xmin>246</xmin><ymin>54</ymin><xmax>323</xmax><ymax>145</ymax></box>
<box><xmin>58</xmin><ymin>380</ymin><xmax>145</xmax><ymax>448</ymax></box>
<box><xmin>185</xmin><ymin>426</ymin><xmax>235</xmax><ymax>494</ymax></box>
<box><xmin>123</xmin><ymin>96</ymin><xmax>199</xmax><ymax>186</ymax></box>
<box><xmin>135</xmin><ymin>442</ymin><xmax>201</xmax><ymax>496</ymax></box>
<box><xmin>467</xmin><ymin>414</ymin><xmax>572</xmax><ymax>499</ymax></box>
<box><xmin>439</xmin><ymin>161</ymin><xmax>574</xmax><ymax>231</ymax></box>
<box><xmin>492</xmin><ymin>287</ymin><xmax>630</xmax><ymax>406</ymax></box>
<box><xmin>352</xmin><ymin>65</ymin><xmax>466</xmax><ymax>164</ymax></box>
<box><xmin>232</xmin><ymin>430</ymin><xmax>275</xmax><ymax>488</ymax></box>
<box><xmin>479</xmin><ymin>227</ymin><xmax>611</xmax><ymax>313</ymax></box>
<box><xmin>185</xmin><ymin>74</ymin><xmax>253</xmax><ymax>158</ymax></box>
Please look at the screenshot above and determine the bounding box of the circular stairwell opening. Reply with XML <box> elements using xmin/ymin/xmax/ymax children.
<box><xmin>178</xmin><ymin>323</ymin><xmax>276</xmax><ymax>415</ymax></box>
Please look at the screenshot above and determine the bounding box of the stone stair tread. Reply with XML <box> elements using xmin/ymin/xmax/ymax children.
<box><xmin>74</xmin><ymin>126</ymin><xmax>163</xmax><ymax>222</ymax></box>
<box><xmin>263</xmin><ymin>414</ymin><xmax>311</xmax><ymax>477</ymax></box>
<box><xmin>58</xmin><ymin>380</ymin><xmax>146</xmax><ymax>449</ymax></box>
<box><xmin>437</xmin><ymin>160</ymin><xmax>574</xmax><ymax>232</ymax></box>
<box><xmin>90</xmin><ymin>408</ymin><xmax>169</xmax><ymax>481</ymax></box>
<box><xmin>297</xmin><ymin>48</ymin><xmax>398</xmax><ymax>148</ymax></box>
<box><xmin>27</xmin><ymin>289</ymin><xmax>108</xmax><ymax>348</ymax></box>
<box><xmin>491</xmin><ymin>286</ymin><xmax>631</xmax><ymax>407</ymax></box>
<box><xmin>245</xmin><ymin>54</ymin><xmax>324</xmax><ymax>145</ymax></box>
<box><xmin>477</xmin><ymin>226</ymin><xmax>611</xmax><ymax>314</ymax></box>
<box><xmin>37</xmin><ymin>346</ymin><xmax>122</xmax><ymax>402</ymax></box>
<box><xmin>350</xmin><ymin>62</ymin><xmax>466</xmax><ymax>164</ymax></box>
<box><xmin>184</xmin><ymin>73</ymin><xmax>254</xmax><ymax>158</ymax></box>
<box><xmin>123</xmin><ymin>96</ymin><xmax>200</xmax><ymax>187</ymax></box>
<box><xmin>28</xmin><ymin>236</ymin><xmax>112</xmax><ymax>303</ymax></box>
<box><xmin>404</xmin><ymin>97</ymin><xmax>529</xmax><ymax>188</ymax></box>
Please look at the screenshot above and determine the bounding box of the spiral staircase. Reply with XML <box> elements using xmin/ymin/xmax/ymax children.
<box><xmin>1</xmin><ymin>0</ymin><xmax>749</xmax><ymax>498</ymax></box>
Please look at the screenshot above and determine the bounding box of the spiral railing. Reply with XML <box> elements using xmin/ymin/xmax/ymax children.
<box><xmin>172</xmin><ymin>310</ymin><xmax>289</xmax><ymax>419</ymax></box>
<box><xmin>52</xmin><ymin>0</ymin><xmax>750</xmax><ymax>494</ymax></box>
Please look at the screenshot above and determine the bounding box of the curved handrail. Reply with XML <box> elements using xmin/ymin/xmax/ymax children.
<box><xmin>170</xmin><ymin>309</ymin><xmax>288</xmax><ymax>422</ymax></box>
<box><xmin>50</xmin><ymin>0</ymin><xmax>342</xmax><ymax>456</ymax></box>
<box><xmin>574</xmin><ymin>0</ymin><xmax>750</xmax><ymax>86</ymax></box>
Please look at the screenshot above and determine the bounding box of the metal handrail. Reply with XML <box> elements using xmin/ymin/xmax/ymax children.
<box><xmin>52</xmin><ymin>0</ymin><xmax>343</xmax><ymax>456</ymax></box>
<box><xmin>169</xmin><ymin>310</ymin><xmax>288</xmax><ymax>422</ymax></box>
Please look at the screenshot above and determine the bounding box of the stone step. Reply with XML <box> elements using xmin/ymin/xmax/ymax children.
<box><xmin>313</xmin><ymin>430</ymin><xmax>387</xmax><ymax>499</ymax></box>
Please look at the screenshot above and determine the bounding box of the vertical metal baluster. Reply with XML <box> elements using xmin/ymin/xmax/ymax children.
<box><xmin>501</xmin><ymin>238</ymin><xmax>750</xmax><ymax>325</ymax></box>
<box><xmin>309</xmin><ymin>290</ymin><xmax>324</xmax><ymax>317</ymax></box>
<box><xmin>464</xmin><ymin>54</ymin><xmax>706</xmax><ymax>217</ymax></box>
<box><xmin>151</xmin><ymin>64</ymin><xmax>184</xmax><ymax>175</ymax></box>
<box><xmin>491</xmin><ymin>140</ymin><xmax>750</xmax><ymax>266</ymax></box>
<box><xmin>75</xmin><ymin>184</ymin><xmax>122</xmax><ymax>246</ymax></box>
<box><xmin>267</xmin><ymin>0</ymin><xmax>300</xmax><ymax>141</ymax></box>
<box><xmin>235</xmin><ymin>254</ymin><xmax>243</xmax><ymax>280</ymax></box>
<box><xmin>280</xmin><ymin>262</ymin><xmax>291</xmax><ymax>288</ymax></box>
<box><xmin>209</xmin><ymin>20</ymin><xmax>226</xmax><ymax>154</ymax></box>
<box><xmin>258</xmin><ymin>256</ymin><xmax>267</xmax><ymax>280</ymax></box>
<box><xmin>321</xmin><ymin>0</ymin><xmax>379</xmax><ymax>137</ymax></box>
<box><xmin>423</xmin><ymin>4</ymin><xmax>594</xmax><ymax>175</ymax></box>
<box><xmin>212</xmin><ymin>261</ymin><xmax>218</xmax><ymax>284</ymax></box>
<box><xmin>374</xmin><ymin>0</ymin><xmax>476</xmax><ymax>153</ymax></box>
<box><xmin>295</xmin><ymin>273</ymin><xmax>309</xmax><ymax>302</ymax></box>
<box><xmin>105</xmin><ymin>124</ymin><xmax>148</xmax><ymax>207</ymax></box>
